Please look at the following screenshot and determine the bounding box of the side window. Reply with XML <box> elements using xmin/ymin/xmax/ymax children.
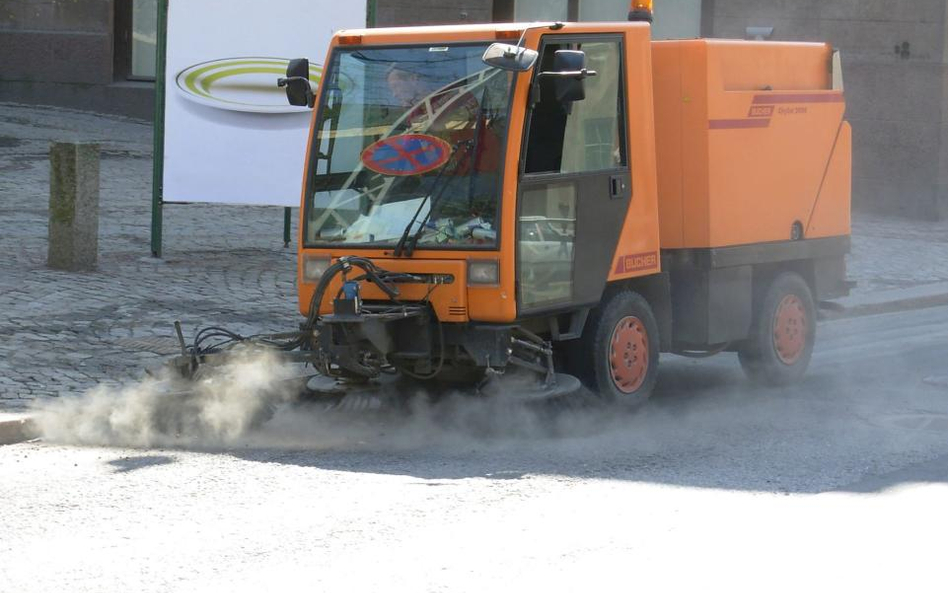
<box><xmin>523</xmin><ymin>40</ymin><xmax>626</xmax><ymax>175</ymax></box>
<box><xmin>519</xmin><ymin>183</ymin><xmax>576</xmax><ymax>307</ymax></box>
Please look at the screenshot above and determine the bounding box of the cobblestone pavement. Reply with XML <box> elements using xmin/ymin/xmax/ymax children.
<box><xmin>849</xmin><ymin>215</ymin><xmax>948</xmax><ymax>293</ymax></box>
<box><xmin>2</xmin><ymin>102</ymin><xmax>948</xmax><ymax>410</ymax></box>
<box><xmin>1</xmin><ymin>104</ymin><xmax>298</xmax><ymax>410</ymax></box>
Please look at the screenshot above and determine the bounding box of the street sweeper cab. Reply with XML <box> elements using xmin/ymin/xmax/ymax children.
<box><xmin>279</xmin><ymin>4</ymin><xmax>852</xmax><ymax>402</ymax></box>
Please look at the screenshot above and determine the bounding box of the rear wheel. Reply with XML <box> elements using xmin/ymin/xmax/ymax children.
<box><xmin>739</xmin><ymin>272</ymin><xmax>816</xmax><ymax>386</ymax></box>
<box><xmin>572</xmin><ymin>290</ymin><xmax>659</xmax><ymax>405</ymax></box>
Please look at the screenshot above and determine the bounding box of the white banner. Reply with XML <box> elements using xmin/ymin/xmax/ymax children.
<box><xmin>162</xmin><ymin>0</ymin><xmax>365</xmax><ymax>205</ymax></box>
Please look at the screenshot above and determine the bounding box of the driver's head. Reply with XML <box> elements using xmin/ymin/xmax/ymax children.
<box><xmin>386</xmin><ymin>66</ymin><xmax>428</xmax><ymax>107</ymax></box>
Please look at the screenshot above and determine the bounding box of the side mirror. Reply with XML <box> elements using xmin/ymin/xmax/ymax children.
<box><xmin>550</xmin><ymin>50</ymin><xmax>596</xmax><ymax>102</ymax></box>
<box><xmin>482</xmin><ymin>43</ymin><xmax>539</xmax><ymax>72</ymax></box>
<box><xmin>536</xmin><ymin>49</ymin><xmax>597</xmax><ymax>103</ymax></box>
<box><xmin>278</xmin><ymin>58</ymin><xmax>315</xmax><ymax>108</ymax></box>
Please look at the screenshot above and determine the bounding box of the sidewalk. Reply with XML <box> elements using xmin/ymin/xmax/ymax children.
<box><xmin>2</xmin><ymin>102</ymin><xmax>948</xmax><ymax>413</ymax></box>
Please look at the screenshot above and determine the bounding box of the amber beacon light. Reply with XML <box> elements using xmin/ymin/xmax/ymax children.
<box><xmin>628</xmin><ymin>0</ymin><xmax>654</xmax><ymax>22</ymax></box>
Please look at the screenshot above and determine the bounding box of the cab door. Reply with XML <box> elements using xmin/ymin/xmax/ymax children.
<box><xmin>517</xmin><ymin>35</ymin><xmax>631</xmax><ymax>314</ymax></box>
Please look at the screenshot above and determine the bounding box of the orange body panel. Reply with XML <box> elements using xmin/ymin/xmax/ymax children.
<box><xmin>296</xmin><ymin>250</ymin><xmax>512</xmax><ymax>322</ymax></box>
<box><xmin>652</xmin><ymin>39</ymin><xmax>849</xmax><ymax>248</ymax></box>
<box><xmin>806</xmin><ymin>121</ymin><xmax>852</xmax><ymax>238</ymax></box>
<box><xmin>299</xmin><ymin>259</ymin><xmax>470</xmax><ymax>322</ymax></box>
<box><xmin>605</xmin><ymin>25</ymin><xmax>662</xmax><ymax>282</ymax></box>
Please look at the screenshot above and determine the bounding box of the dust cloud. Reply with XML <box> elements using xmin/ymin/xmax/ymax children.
<box><xmin>34</xmin><ymin>349</ymin><xmax>301</xmax><ymax>448</ymax></box>
<box><xmin>32</xmin><ymin>347</ymin><xmax>636</xmax><ymax>451</ymax></box>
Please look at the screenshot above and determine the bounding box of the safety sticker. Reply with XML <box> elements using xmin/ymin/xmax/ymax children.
<box><xmin>360</xmin><ymin>134</ymin><xmax>452</xmax><ymax>176</ymax></box>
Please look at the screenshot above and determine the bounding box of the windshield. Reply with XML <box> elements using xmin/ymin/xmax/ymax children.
<box><xmin>303</xmin><ymin>43</ymin><xmax>513</xmax><ymax>249</ymax></box>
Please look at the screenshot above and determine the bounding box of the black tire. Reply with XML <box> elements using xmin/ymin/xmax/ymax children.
<box><xmin>738</xmin><ymin>272</ymin><xmax>816</xmax><ymax>386</ymax></box>
<box><xmin>571</xmin><ymin>289</ymin><xmax>660</xmax><ymax>405</ymax></box>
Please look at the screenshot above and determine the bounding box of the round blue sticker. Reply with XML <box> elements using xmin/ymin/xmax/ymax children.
<box><xmin>361</xmin><ymin>134</ymin><xmax>452</xmax><ymax>176</ymax></box>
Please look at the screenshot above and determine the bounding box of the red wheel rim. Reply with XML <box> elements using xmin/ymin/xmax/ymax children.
<box><xmin>610</xmin><ymin>316</ymin><xmax>649</xmax><ymax>394</ymax></box>
<box><xmin>773</xmin><ymin>294</ymin><xmax>807</xmax><ymax>365</ymax></box>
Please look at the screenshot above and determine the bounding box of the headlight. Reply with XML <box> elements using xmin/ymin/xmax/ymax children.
<box><xmin>302</xmin><ymin>256</ymin><xmax>331</xmax><ymax>283</ymax></box>
<box><xmin>468</xmin><ymin>260</ymin><xmax>499</xmax><ymax>286</ymax></box>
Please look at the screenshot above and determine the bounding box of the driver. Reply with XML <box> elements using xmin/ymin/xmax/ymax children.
<box><xmin>386</xmin><ymin>66</ymin><xmax>435</xmax><ymax>108</ymax></box>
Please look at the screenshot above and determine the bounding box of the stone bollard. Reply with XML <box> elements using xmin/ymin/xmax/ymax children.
<box><xmin>48</xmin><ymin>142</ymin><xmax>100</xmax><ymax>271</ymax></box>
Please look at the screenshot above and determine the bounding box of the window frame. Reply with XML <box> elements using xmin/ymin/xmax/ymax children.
<box><xmin>115</xmin><ymin>0</ymin><xmax>159</xmax><ymax>82</ymax></box>
<box><xmin>518</xmin><ymin>33</ymin><xmax>629</xmax><ymax>180</ymax></box>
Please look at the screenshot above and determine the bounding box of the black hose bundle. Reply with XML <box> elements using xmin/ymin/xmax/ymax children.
<box><xmin>177</xmin><ymin>257</ymin><xmax>411</xmax><ymax>377</ymax></box>
<box><xmin>302</xmin><ymin>256</ymin><xmax>449</xmax><ymax>379</ymax></box>
<box><xmin>303</xmin><ymin>256</ymin><xmax>402</xmax><ymax>333</ymax></box>
<box><xmin>189</xmin><ymin>325</ymin><xmax>304</xmax><ymax>357</ymax></box>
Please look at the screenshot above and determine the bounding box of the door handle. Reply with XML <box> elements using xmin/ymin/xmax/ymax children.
<box><xmin>610</xmin><ymin>175</ymin><xmax>627</xmax><ymax>199</ymax></box>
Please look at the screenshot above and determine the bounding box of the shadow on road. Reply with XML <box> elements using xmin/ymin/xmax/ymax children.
<box><xmin>225</xmin><ymin>345</ymin><xmax>948</xmax><ymax>495</ymax></box>
<box><xmin>107</xmin><ymin>454</ymin><xmax>176</xmax><ymax>473</ymax></box>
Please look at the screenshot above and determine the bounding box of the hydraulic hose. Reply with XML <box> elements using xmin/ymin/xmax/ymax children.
<box><xmin>303</xmin><ymin>257</ymin><xmax>401</xmax><ymax>333</ymax></box>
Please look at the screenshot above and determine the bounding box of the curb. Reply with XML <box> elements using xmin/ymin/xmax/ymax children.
<box><xmin>828</xmin><ymin>283</ymin><xmax>948</xmax><ymax>320</ymax></box>
<box><xmin>0</xmin><ymin>414</ymin><xmax>38</xmax><ymax>446</ymax></box>
<box><xmin>836</xmin><ymin>293</ymin><xmax>948</xmax><ymax>319</ymax></box>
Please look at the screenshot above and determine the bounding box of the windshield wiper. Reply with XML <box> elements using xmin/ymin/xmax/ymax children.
<box><xmin>393</xmin><ymin>140</ymin><xmax>473</xmax><ymax>257</ymax></box>
<box><xmin>402</xmin><ymin>141</ymin><xmax>476</xmax><ymax>257</ymax></box>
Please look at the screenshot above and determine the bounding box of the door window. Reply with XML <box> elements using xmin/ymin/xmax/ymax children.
<box><xmin>523</xmin><ymin>40</ymin><xmax>626</xmax><ymax>175</ymax></box>
<box><xmin>519</xmin><ymin>183</ymin><xmax>576</xmax><ymax>307</ymax></box>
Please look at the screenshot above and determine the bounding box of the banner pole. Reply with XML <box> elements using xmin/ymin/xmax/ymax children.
<box><xmin>150</xmin><ymin>0</ymin><xmax>169</xmax><ymax>258</ymax></box>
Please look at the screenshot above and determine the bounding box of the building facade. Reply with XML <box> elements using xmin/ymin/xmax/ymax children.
<box><xmin>1</xmin><ymin>0</ymin><xmax>946</xmax><ymax>218</ymax></box>
<box><xmin>0</xmin><ymin>0</ymin><xmax>157</xmax><ymax>118</ymax></box>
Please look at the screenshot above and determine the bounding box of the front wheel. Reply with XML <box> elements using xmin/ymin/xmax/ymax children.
<box><xmin>572</xmin><ymin>290</ymin><xmax>660</xmax><ymax>405</ymax></box>
<box><xmin>738</xmin><ymin>272</ymin><xmax>816</xmax><ymax>386</ymax></box>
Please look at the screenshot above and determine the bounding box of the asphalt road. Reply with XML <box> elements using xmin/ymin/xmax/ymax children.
<box><xmin>2</xmin><ymin>306</ymin><xmax>948</xmax><ymax>592</ymax></box>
